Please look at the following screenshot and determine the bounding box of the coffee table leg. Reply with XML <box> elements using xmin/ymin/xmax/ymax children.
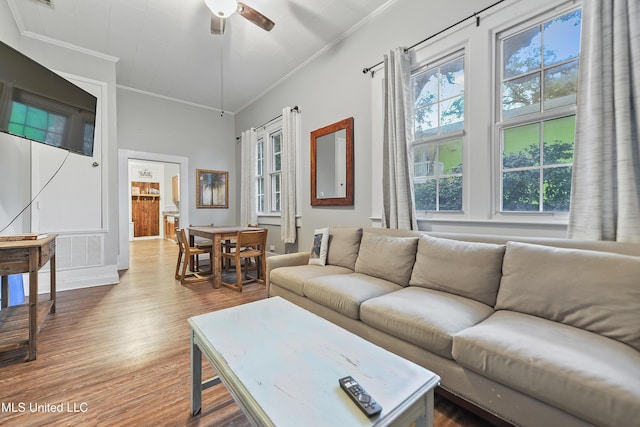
<box><xmin>191</xmin><ymin>330</ymin><xmax>202</xmax><ymax>416</ymax></box>
<box><xmin>414</xmin><ymin>388</ymin><xmax>435</xmax><ymax>427</ymax></box>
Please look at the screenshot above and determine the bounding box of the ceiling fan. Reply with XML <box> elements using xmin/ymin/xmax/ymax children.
<box><xmin>204</xmin><ymin>0</ymin><xmax>275</xmax><ymax>35</ymax></box>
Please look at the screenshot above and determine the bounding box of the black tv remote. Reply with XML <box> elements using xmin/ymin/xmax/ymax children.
<box><xmin>339</xmin><ymin>376</ymin><xmax>382</xmax><ymax>417</ymax></box>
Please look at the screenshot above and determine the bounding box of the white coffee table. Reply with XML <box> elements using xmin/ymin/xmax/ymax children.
<box><xmin>189</xmin><ymin>297</ymin><xmax>440</xmax><ymax>426</ymax></box>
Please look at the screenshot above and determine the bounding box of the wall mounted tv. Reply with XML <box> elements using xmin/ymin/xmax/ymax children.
<box><xmin>0</xmin><ymin>40</ymin><xmax>97</xmax><ymax>157</ymax></box>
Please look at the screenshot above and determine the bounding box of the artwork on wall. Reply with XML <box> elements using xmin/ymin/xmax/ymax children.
<box><xmin>196</xmin><ymin>169</ymin><xmax>228</xmax><ymax>209</ymax></box>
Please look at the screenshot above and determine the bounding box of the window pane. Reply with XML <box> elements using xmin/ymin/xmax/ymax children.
<box><xmin>10</xmin><ymin>102</ymin><xmax>27</xmax><ymax>122</ymax></box>
<box><xmin>543</xmin><ymin>61</ymin><xmax>578</xmax><ymax>110</ymax></box>
<box><xmin>439</xmin><ymin>139</ymin><xmax>462</xmax><ymax>174</ymax></box>
<box><xmin>414</xmin><ymin>69</ymin><xmax>438</xmax><ymax>109</ymax></box>
<box><xmin>440</xmin><ymin>58</ymin><xmax>464</xmax><ymax>100</ymax></box>
<box><xmin>543</xmin><ymin>10</ymin><xmax>582</xmax><ymax>67</ymax></box>
<box><xmin>26</xmin><ymin>108</ymin><xmax>47</xmax><ymax>129</ymax></box>
<box><xmin>503</xmin><ymin>123</ymin><xmax>540</xmax><ymax>168</ymax></box>
<box><xmin>272</xmin><ymin>174</ymin><xmax>281</xmax><ymax>212</ymax></box>
<box><xmin>413</xmin><ymin>55</ymin><xmax>464</xmax><ymax>140</ymax></box>
<box><xmin>414</xmin><ymin>179</ymin><xmax>437</xmax><ymax>211</ymax></box>
<box><xmin>440</xmin><ymin>96</ymin><xmax>464</xmax><ymax>133</ymax></box>
<box><xmin>415</xmin><ymin>106</ymin><xmax>438</xmax><ymax>139</ymax></box>
<box><xmin>543</xmin><ymin>166</ymin><xmax>572</xmax><ymax>212</ymax></box>
<box><xmin>503</xmin><ymin>73</ymin><xmax>540</xmax><ymax>119</ymax></box>
<box><xmin>413</xmin><ymin>144</ymin><xmax>437</xmax><ymax>177</ymax></box>
<box><xmin>25</xmin><ymin>127</ymin><xmax>46</xmax><ymax>142</ymax></box>
<box><xmin>543</xmin><ymin>116</ymin><xmax>575</xmax><ymax>165</ymax></box>
<box><xmin>438</xmin><ymin>176</ymin><xmax>462</xmax><ymax>210</ymax></box>
<box><xmin>502</xmin><ymin>170</ymin><xmax>540</xmax><ymax>211</ymax></box>
<box><xmin>503</xmin><ymin>27</ymin><xmax>541</xmax><ymax>79</ymax></box>
<box><xmin>272</xmin><ymin>133</ymin><xmax>282</xmax><ymax>171</ymax></box>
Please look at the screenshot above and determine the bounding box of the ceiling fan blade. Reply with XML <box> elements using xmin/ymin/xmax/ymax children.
<box><xmin>211</xmin><ymin>15</ymin><xmax>226</xmax><ymax>35</ymax></box>
<box><xmin>237</xmin><ymin>2</ymin><xmax>275</xmax><ymax>32</ymax></box>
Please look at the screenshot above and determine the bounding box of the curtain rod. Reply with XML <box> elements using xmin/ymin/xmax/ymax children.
<box><xmin>361</xmin><ymin>0</ymin><xmax>506</xmax><ymax>76</ymax></box>
<box><xmin>257</xmin><ymin>105</ymin><xmax>300</xmax><ymax>129</ymax></box>
<box><xmin>235</xmin><ymin>106</ymin><xmax>300</xmax><ymax>141</ymax></box>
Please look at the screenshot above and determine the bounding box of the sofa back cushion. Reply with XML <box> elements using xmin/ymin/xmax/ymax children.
<box><xmin>496</xmin><ymin>241</ymin><xmax>640</xmax><ymax>351</ymax></box>
<box><xmin>355</xmin><ymin>232</ymin><xmax>418</xmax><ymax>286</ymax></box>
<box><xmin>327</xmin><ymin>227</ymin><xmax>363</xmax><ymax>270</ymax></box>
<box><xmin>410</xmin><ymin>235</ymin><xmax>506</xmax><ymax>306</ymax></box>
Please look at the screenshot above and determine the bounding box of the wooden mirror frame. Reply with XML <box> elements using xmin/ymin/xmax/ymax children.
<box><xmin>310</xmin><ymin>117</ymin><xmax>354</xmax><ymax>206</ymax></box>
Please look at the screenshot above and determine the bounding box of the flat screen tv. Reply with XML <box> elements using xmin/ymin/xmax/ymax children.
<box><xmin>0</xmin><ymin>40</ymin><xmax>97</xmax><ymax>157</ymax></box>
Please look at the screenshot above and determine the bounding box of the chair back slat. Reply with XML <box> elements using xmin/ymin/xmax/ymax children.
<box><xmin>175</xmin><ymin>228</ymin><xmax>186</xmax><ymax>250</ymax></box>
<box><xmin>237</xmin><ymin>229</ymin><xmax>267</xmax><ymax>249</ymax></box>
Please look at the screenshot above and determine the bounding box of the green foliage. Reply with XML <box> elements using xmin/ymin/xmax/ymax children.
<box><xmin>502</xmin><ymin>140</ymin><xmax>573</xmax><ymax>211</ymax></box>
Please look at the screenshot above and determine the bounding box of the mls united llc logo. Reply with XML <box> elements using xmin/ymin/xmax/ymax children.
<box><xmin>2</xmin><ymin>401</ymin><xmax>88</xmax><ymax>413</ymax></box>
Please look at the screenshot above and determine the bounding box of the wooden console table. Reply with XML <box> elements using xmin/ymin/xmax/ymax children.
<box><xmin>0</xmin><ymin>234</ymin><xmax>57</xmax><ymax>361</ymax></box>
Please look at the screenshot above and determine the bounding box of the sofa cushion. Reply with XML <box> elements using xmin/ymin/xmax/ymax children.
<box><xmin>269</xmin><ymin>265</ymin><xmax>353</xmax><ymax>296</ymax></box>
<box><xmin>409</xmin><ymin>235</ymin><xmax>505</xmax><ymax>306</ymax></box>
<box><xmin>303</xmin><ymin>273</ymin><xmax>401</xmax><ymax>320</ymax></box>
<box><xmin>360</xmin><ymin>287</ymin><xmax>494</xmax><ymax>359</ymax></box>
<box><xmin>496</xmin><ymin>241</ymin><xmax>640</xmax><ymax>351</ymax></box>
<box><xmin>327</xmin><ymin>227</ymin><xmax>362</xmax><ymax>270</ymax></box>
<box><xmin>453</xmin><ymin>310</ymin><xmax>640</xmax><ymax>427</ymax></box>
<box><xmin>355</xmin><ymin>232</ymin><xmax>418</xmax><ymax>286</ymax></box>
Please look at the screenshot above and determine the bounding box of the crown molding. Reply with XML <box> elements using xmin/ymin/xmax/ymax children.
<box><xmin>7</xmin><ymin>0</ymin><xmax>118</xmax><ymax>63</ymax></box>
<box><xmin>236</xmin><ymin>0</ymin><xmax>399</xmax><ymax>113</ymax></box>
<box><xmin>22</xmin><ymin>31</ymin><xmax>119</xmax><ymax>63</ymax></box>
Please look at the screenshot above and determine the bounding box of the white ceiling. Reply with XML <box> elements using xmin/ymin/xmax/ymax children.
<box><xmin>7</xmin><ymin>0</ymin><xmax>391</xmax><ymax>112</ymax></box>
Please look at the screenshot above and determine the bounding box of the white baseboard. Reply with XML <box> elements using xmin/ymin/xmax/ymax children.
<box><xmin>21</xmin><ymin>265</ymin><xmax>120</xmax><ymax>296</ymax></box>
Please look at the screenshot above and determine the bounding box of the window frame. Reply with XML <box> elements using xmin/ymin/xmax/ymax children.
<box><xmin>410</xmin><ymin>50</ymin><xmax>466</xmax><ymax>214</ymax></box>
<box><xmin>255</xmin><ymin>121</ymin><xmax>283</xmax><ymax>215</ymax></box>
<box><xmin>494</xmin><ymin>5</ymin><xmax>582</xmax><ymax>216</ymax></box>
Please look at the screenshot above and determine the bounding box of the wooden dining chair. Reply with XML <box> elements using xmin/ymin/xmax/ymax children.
<box><xmin>220</xmin><ymin>229</ymin><xmax>268</xmax><ymax>292</ymax></box>
<box><xmin>221</xmin><ymin>223</ymin><xmax>259</xmax><ymax>272</ymax></box>
<box><xmin>189</xmin><ymin>224</ymin><xmax>214</xmax><ymax>271</ymax></box>
<box><xmin>175</xmin><ymin>228</ymin><xmax>212</xmax><ymax>285</ymax></box>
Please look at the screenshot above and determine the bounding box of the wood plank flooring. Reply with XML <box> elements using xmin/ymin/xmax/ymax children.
<box><xmin>0</xmin><ymin>239</ymin><xmax>494</xmax><ymax>426</ymax></box>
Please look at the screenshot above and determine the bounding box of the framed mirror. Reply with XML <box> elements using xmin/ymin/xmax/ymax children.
<box><xmin>310</xmin><ymin>117</ymin><xmax>354</xmax><ymax>206</ymax></box>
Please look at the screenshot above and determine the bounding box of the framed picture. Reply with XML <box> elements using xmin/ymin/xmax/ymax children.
<box><xmin>196</xmin><ymin>169</ymin><xmax>228</xmax><ymax>209</ymax></box>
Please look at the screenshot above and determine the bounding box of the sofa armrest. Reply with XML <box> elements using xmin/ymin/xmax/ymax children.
<box><xmin>266</xmin><ymin>251</ymin><xmax>310</xmax><ymax>295</ymax></box>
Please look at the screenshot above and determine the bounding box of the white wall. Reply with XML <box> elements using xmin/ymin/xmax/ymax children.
<box><xmin>235</xmin><ymin>0</ymin><xmax>502</xmax><ymax>252</ymax></box>
<box><xmin>117</xmin><ymin>88</ymin><xmax>237</xmax><ymax>228</ymax></box>
<box><xmin>1</xmin><ymin>0</ymin><xmax>120</xmax><ymax>292</ymax></box>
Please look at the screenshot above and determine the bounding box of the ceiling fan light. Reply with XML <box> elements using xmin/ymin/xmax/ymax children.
<box><xmin>204</xmin><ymin>0</ymin><xmax>237</xmax><ymax>18</ymax></box>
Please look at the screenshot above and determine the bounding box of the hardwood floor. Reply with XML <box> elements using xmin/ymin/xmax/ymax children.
<box><xmin>0</xmin><ymin>239</ymin><xmax>494</xmax><ymax>426</ymax></box>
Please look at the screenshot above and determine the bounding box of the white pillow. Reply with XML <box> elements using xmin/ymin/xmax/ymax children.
<box><xmin>308</xmin><ymin>227</ymin><xmax>330</xmax><ymax>266</ymax></box>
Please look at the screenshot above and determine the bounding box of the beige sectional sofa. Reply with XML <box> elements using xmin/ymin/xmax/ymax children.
<box><xmin>266</xmin><ymin>227</ymin><xmax>640</xmax><ymax>427</ymax></box>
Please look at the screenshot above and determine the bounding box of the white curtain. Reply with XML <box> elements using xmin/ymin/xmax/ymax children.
<box><xmin>281</xmin><ymin>106</ymin><xmax>299</xmax><ymax>243</ymax></box>
<box><xmin>240</xmin><ymin>128</ymin><xmax>257</xmax><ymax>227</ymax></box>
<box><xmin>568</xmin><ymin>0</ymin><xmax>640</xmax><ymax>242</ymax></box>
<box><xmin>382</xmin><ymin>48</ymin><xmax>418</xmax><ymax>230</ymax></box>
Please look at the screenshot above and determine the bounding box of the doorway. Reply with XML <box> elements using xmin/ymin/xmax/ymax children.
<box><xmin>118</xmin><ymin>149</ymin><xmax>189</xmax><ymax>270</ymax></box>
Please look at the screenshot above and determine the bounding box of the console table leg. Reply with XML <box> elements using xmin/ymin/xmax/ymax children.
<box><xmin>50</xmin><ymin>254</ymin><xmax>56</xmax><ymax>313</ymax></box>
<box><xmin>1</xmin><ymin>275</ymin><xmax>7</xmax><ymax>309</ymax></box>
<box><xmin>28</xmin><ymin>247</ymin><xmax>38</xmax><ymax>361</ymax></box>
<box><xmin>191</xmin><ymin>331</ymin><xmax>203</xmax><ymax>416</ymax></box>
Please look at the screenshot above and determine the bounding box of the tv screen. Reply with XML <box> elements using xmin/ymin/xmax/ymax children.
<box><xmin>0</xmin><ymin>40</ymin><xmax>97</xmax><ymax>157</ymax></box>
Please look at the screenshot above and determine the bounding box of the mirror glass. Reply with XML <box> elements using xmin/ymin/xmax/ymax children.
<box><xmin>311</xmin><ymin>117</ymin><xmax>353</xmax><ymax>206</ymax></box>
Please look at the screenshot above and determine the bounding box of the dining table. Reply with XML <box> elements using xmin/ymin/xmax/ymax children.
<box><xmin>187</xmin><ymin>225</ymin><xmax>261</xmax><ymax>289</ymax></box>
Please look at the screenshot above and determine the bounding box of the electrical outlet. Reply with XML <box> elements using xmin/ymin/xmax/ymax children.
<box><xmin>269</xmin><ymin>245</ymin><xmax>275</xmax><ymax>252</ymax></box>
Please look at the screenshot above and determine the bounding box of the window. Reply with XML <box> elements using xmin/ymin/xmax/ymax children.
<box><xmin>498</xmin><ymin>9</ymin><xmax>581</xmax><ymax>212</ymax></box>
<box><xmin>412</xmin><ymin>55</ymin><xmax>464</xmax><ymax>212</ymax></box>
<box><xmin>255</xmin><ymin>122</ymin><xmax>282</xmax><ymax>215</ymax></box>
